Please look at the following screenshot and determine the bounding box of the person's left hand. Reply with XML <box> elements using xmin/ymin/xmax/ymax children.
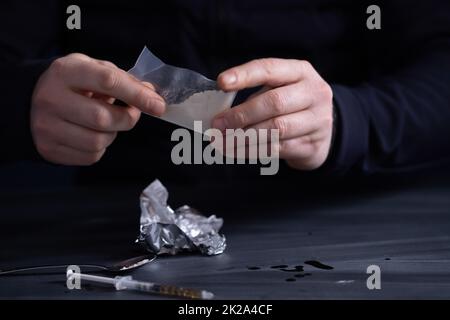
<box><xmin>212</xmin><ymin>58</ymin><xmax>334</xmax><ymax>170</ymax></box>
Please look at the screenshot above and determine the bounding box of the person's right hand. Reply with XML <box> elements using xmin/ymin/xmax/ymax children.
<box><xmin>30</xmin><ymin>53</ymin><xmax>166</xmax><ymax>165</ymax></box>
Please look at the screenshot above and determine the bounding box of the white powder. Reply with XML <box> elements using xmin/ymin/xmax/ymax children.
<box><xmin>159</xmin><ymin>90</ymin><xmax>236</xmax><ymax>133</ymax></box>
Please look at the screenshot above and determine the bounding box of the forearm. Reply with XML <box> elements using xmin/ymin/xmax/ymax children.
<box><xmin>0</xmin><ymin>59</ymin><xmax>55</xmax><ymax>163</ymax></box>
<box><xmin>0</xmin><ymin>0</ymin><xmax>61</xmax><ymax>163</ymax></box>
<box><xmin>329</xmin><ymin>49</ymin><xmax>450</xmax><ymax>175</ymax></box>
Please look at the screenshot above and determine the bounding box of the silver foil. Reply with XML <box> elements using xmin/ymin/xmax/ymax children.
<box><xmin>137</xmin><ymin>180</ymin><xmax>226</xmax><ymax>255</ymax></box>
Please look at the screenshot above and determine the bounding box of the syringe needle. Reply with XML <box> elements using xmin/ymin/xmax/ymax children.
<box><xmin>68</xmin><ymin>272</ymin><xmax>214</xmax><ymax>300</ymax></box>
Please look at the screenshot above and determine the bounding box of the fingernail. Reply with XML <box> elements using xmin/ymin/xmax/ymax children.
<box><xmin>142</xmin><ymin>81</ymin><xmax>155</xmax><ymax>90</ymax></box>
<box><xmin>149</xmin><ymin>98</ymin><xmax>166</xmax><ymax>116</ymax></box>
<box><xmin>222</xmin><ymin>73</ymin><xmax>237</xmax><ymax>86</ymax></box>
<box><xmin>212</xmin><ymin>117</ymin><xmax>228</xmax><ymax>132</ymax></box>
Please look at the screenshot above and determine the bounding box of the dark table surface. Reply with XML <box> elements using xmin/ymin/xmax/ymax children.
<box><xmin>1</xmin><ymin>174</ymin><xmax>450</xmax><ymax>299</ymax></box>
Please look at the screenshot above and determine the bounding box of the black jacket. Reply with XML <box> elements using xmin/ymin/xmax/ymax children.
<box><xmin>1</xmin><ymin>0</ymin><xmax>450</xmax><ymax>185</ymax></box>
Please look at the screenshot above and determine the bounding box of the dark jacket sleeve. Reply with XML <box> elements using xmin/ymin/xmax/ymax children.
<box><xmin>328</xmin><ymin>1</ymin><xmax>450</xmax><ymax>175</ymax></box>
<box><xmin>0</xmin><ymin>1</ymin><xmax>60</xmax><ymax>164</ymax></box>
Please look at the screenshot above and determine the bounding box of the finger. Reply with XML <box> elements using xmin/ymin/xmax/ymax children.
<box><xmin>141</xmin><ymin>81</ymin><xmax>156</xmax><ymax>91</ymax></box>
<box><xmin>84</xmin><ymin>91</ymin><xmax>116</xmax><ymax>106</ymax></box>
<box><xmin>96</xmin><ymin>59</ymin><xmax>118</xmax><ymax>70</ymax></box>
<box><xmin>210</xmin><ymin>128</ymin><xmax>277</xmax><ymax>160</ymax></box>
<box><xmin>42</xmin><ymin>143</ymin><xmax>106</xmax><ymax>166</ymax></box>
<box><xmin>85</xmin><ymin>60</ymin><xmax>118</xmax><ymax>103</ymax></box>
<box><xmin>93</xmin><ymin>81</ymin><xmax>156</xmax><ymax>109</ymax></box>
<box><xmin>214</xmin><ymin>139</ymin><xmax>281</xmax><ymax>161</ymax></box>
<box><xmin>218</xmin><ymin>58</ymin><xmax>312</xmax><ymax>91</ymax></box>
<box><xmin>91</xmin><ymin>84</ymin><xmax>155</xmax><ymax>106</ymax></box>
<box><xmin>210</xmin><ymin>136</ymin><xmax>261</xmax><ymax>160</ymax></box>
<box><xmin>46</xmin><ymin>119</ymin><xmax>117</xmax><ymax>153</ymax></box>
<box><xmin>92</xmin><ymin>92</ymin><xmax>115</xmax><ymax>104</ymax></box>
<box><xmin>94</xmin><ymin>61</ymin><xmax>121</xmax><ymax>102</ymax></box>
<box><xmin>61</xmin><ymin>58</ymin><xmax>165</xmax><ymax>115</ymax></box>
<box><xmin>276</xmin><ymin>135</ymin><xmax>316</xmax><ymax>160</ymax></box>
<box><xmin>57</xmin><ymin>91</ymin><xmax>141</xmax><ymax>132</ymax></box>
<box><xmin>245</xmin><ymin>110</ymin><xmax>319</xmax><ymax>141</ymax></box>
<box><xmin>247</xmin><ymin>86</ymin><xmax>271</xmax><ymax>100</ymax></box>
<box><xmin>212</xmin><ymin>83</ymin><xmax>312</xmax><ymax>130</ymax></box>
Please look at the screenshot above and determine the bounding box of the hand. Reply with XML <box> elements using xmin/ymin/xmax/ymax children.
<box><xmin>212</xmin><ymin>58</ymin><xmax>334</xmax><ymax>170</ymax></box>
<box><xmin>31</xmin><ymin>53</ymin><xmax>166</xmax><ymax>165</ymax></box>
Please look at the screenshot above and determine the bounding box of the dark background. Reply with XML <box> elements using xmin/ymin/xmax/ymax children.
<box><xmin>1</xmin><ymin>0</ymin><xmax>450</xmax><ymax>191</ymax></box>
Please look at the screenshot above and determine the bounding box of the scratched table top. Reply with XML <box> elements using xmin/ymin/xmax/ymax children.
<box><xmin>1</xmin><ymin>173</ymin><xmax>450</xmax><ymax>299</ymax></box>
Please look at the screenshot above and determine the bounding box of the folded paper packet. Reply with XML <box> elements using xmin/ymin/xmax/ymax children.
<box><xmin>137</xmin><ymin>180</ymin><xmax>226</xmax><ymax>256</ymax></box>
<box><xmin>129</xmin><ymin>47</ymin><xmax>236</xmax><ymax>133</ymax></box>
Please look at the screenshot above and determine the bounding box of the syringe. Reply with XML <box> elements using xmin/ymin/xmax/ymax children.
<box><xmin>67</xmin><ymin>272</ymin><xmax>214</xmax><ymax>300</ymax></box>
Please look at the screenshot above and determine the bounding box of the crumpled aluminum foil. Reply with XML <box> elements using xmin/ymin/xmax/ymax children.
<box><xmin>136</xmin><ymin>180</ymin><xmax>226</xmax><ymax>255</ymax></box>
